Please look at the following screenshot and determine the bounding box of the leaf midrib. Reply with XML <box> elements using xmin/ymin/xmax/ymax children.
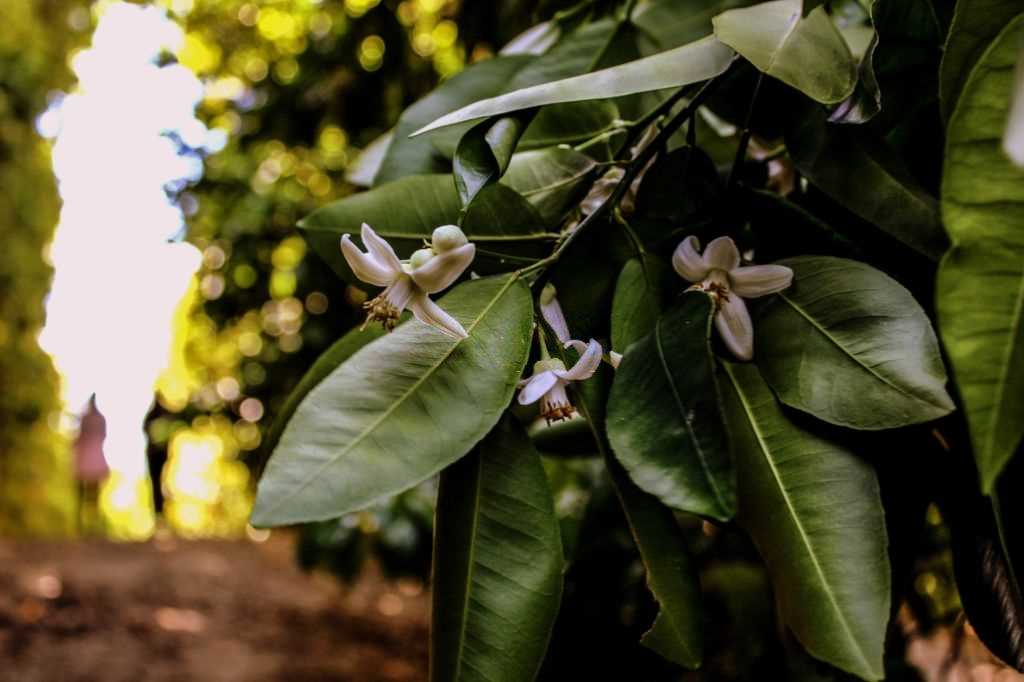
<box><xmin>763</xmin><ymin>4</ymin><xmax>804</xmax><ymax>77</ymax></box>
<box><xmin>259</xmin><ymin>275</ymin><xmax>519</xmax><ymax>519</ymax></box>
<box><xmin>724</xmin><ymin>362</ymin><xmax>873</xmax><ymax>676</ymax></box>
<box><xmin>778</xmin><ymin>290</ymin><xmax>946</xmax><ymax>410</ymax></box>
<box><xmin>653</xmin><ymin>316</ymin><xmax>729</xmax><ymax>516</ymax></box>
<box><xmin>451</xmin><ymin>455</ymin><xmax>483</xmax><ymax>682</ymax></box>
<box><xmin>982</xmin><ymin>257</ymin><xmax>1024</xmax><ymax>481</ymax></box>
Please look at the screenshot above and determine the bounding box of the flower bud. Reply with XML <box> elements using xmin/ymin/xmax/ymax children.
<box><xmin>409</xmin><ymin>247</ymin><xmax>435</xmax><ymax>270</ymax></box>
<box><xmin>432</xmin><ymin>224</ymin><xmax>468</xmax><ymax>252</ymax></box>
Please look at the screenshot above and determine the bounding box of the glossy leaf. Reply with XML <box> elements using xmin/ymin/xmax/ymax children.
<box><xmin>632</xmin><ymin>0</ymin><xmax>757</xmax><ymax>55</ymax></box>
<box><xmin>610</xmin><ymin>255</ymin><xmax>673</xmax><ymax>353</ymax></box>
<box><xmin>412</xmin><ymin>36</ymin><xmax>736</xmax><ymax>136</ymax></box>
<box><xmin>712</xmin><ymin>0</ymin><xmax>857</xmax><ymax>104</ymax></box>
<box><xmin>377</xmin><ymin>55</ymin><xmax>534</xmax><ymax>184</ymax></box>
<box><xmin>454</xmin><ymin>114</ymin><xmax>531</xmax><ymax>207</ymax></box>
<box><xmin>1005</xmin><ymin>47</ymin><xmax>1024</xmax><ymax>167</ymax></box>
<box><xmin>939</xmin><ymin>0</ymin><xmax>1024</xmax><ymax>122</ymax></box>
<box><xmin>786</xmin><ymin>105</ymin><xmax>949</xmax><ymax>261</ymax></box>
<box><xmin>251</xmin><ymin>274</ymin><xmax>533</xmax><ymax>526</ymax></box>
<box><xmin>501</xmin><ymin>147</ymin><xmax>598</xmax><ymax>225</ymax></box>
<box><xmin>938</xmin><ymin>14</ymin><xmax>1024</xmax><ymax>492</ymax></box>
<box><xmin>608</xmin><ymin>292</ymin><xmax>735</xmax><ymax>521</ymax></box>
<box><xmin>719</xmin><ymin>361</ymin><xmax>890</xmax><ymax>681</ymax></box>
<box><xmin>431</xmin><ymin>416</ymin><xmax>563</xmax><ymax>682</ymax></box>
<box><xmin>560</xmin><ymin>350</ymin><xmax>704</xmax><ymax>668</ymax></box>
<box><xmin>755</xmin><ymin>256</ymin><xmax>954</xmax><ymax>430</ymax></box>
<box><xmin>605</xmin><ymin>453</ymin><xmax>704</xmax><ymax>668</ymax></box>
<box><xmin>300</xmin><ymin>175</ymin><xmax>556</xmax><ymax>280</ymax></box>
<box><xmin>262</xmin><ymin>324</ymin><xmax>388</xmax><ymax>462</ymax></box>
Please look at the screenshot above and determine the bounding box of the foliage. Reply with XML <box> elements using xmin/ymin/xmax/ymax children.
<box><xmin>175</xmin><ymin>0</ymin><xmax>1024</xmax><ymax>678</ymax></box>
<box><xmin>0</xmin><ymin>0</ymin><xmax>90</xmax><ymax>535</ymax></box>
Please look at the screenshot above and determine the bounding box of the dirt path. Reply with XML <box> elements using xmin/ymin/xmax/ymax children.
<box><xmin>0</xmin><ymin>535</ymin><xmax>428</xmax><ymax>682</ymax></box>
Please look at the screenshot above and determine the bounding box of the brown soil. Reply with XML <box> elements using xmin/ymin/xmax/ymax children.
<box><xmin>0</xmin><ymin>534</ymin><xmax>428</xmax><ymax>682</ymax></box>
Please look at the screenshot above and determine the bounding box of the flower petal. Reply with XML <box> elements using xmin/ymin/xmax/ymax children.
<box><xmin>715</xmin><ymin>295</ymin><xmax>754</xmax><ymax>361</ymax></box>
<box><xmin>703</xmin><ymin>236</ymin><xmax>740</xmax><ymax>272</ymax></box>
<box><xmin>672</xmin><ymin>236</ymin><xmax>709</xmax><ymax>282</ymax></box>
<box><xmin>609</xmin><ymin>351</ymin><xmax>622</xmax><ymax>369</ymax></box>
<box><xmin>554</xmin><ymin>338</ymin><xmax>602</xmax><ymax>382</ymax></box>
<box><xmin>730</xmin><ymin>264</ymin><xmax>794</xmax><ymax>298</ymax></box>
<box><xmin>564</xmin><ymin>339</ymin><xmax>588</xmax><ymax>355</ymax></box>
<box><xmin>518</xmin><ymin>371</ymin><xmax>557</xmax><ymax>405</ymax></box>
<box><xmin>408</xmin><ymin>292</ymin><xmax>467</xmax><ymax>339</ymax></box>
<box><xmin>341</xmin><ymin>235</ymin><xmax>397</xmax><ymax>286</ymax></box>
<box><xmin>541</xmin><ymin>295</ymin><xmax>572</xmax><ymax>344</ymax></box>
<box><xmin>410</xmin><ymin>243</ymin><xmax>475</xmax><ymax>294</ymax></box>
<box><xmin>360</xmin><ymin>223</ymin><xmax>403</xmax><ymax>274</ymax></box>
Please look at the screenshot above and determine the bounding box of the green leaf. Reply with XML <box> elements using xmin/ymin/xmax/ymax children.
<box><xmin>610</xmin><ymin>255</ymin><xmax>673</xmax><ymax>353</ymax></box>
<box><xmin>940</xmin><ymin>0</ymin><xmax>1024</xmax><ymax>123</ymax></box>
<box><xmin>412</xmin><ymin>35</ymin><xmax>736</xmax><ymax>136</ymax></box>
<box><xmin>300</xmin><ymin>175</ymin><xmax>557</xmax><ymax>280</ymax></box>
<box><xmin>556</xmin><ymin>348</ymin><xmax>704</xmax><ymax>668</ymax></box>
<box><xmin>938</xmin><ymin>14</ymin><xmax>1024</xmax><ymax>492</ymax></box>
<box><xmin>431</xmin><ymin>416</ymin><xmax>563</xmax><ymax>682</ymax></box>
<box><xmin>501</xmin><ymin>147</ymin><xmax>598</xmax><ymax>225</ymax></box>
<box><xmin>346</xmin><ymin>129</ymin><xmax>393</xmax><ymax>187</ymax></box>
<box><xmin>712</xmin><ymin>0</ymin><xmax>857</xmax><ymax>104</ymax></box>
<box><xmin>786</xmin><ymin>105</ymin><xmax>949</xmax><ymax>261</ymax></box>
<box><xmin>632</xmin><ymin>0</ymin><xmax>757</xmax><ymax>55</ymax></box>
<box><xmin>262</xmin><ymin>324</ymin><xmax>389</xmax><ymax>462</ymax></box>
<box><xmin>754</xmin><ymin>256</ymin><xmax>954</xmax><ymax>430</ymax></box>
<box><xmin>719</xmin><ymin>360</ymin><xmax>890</xmax><ymax>681</ymax></box>
<box><xmin>377</xmin><ymin>55</ymin><xmax>535</xmax><ymax>184</ymax></box>
<box><xmin>605</xmin><ymin>454</ymin><xmax>704</xmax><ymax>668</ymax></box>
<box><xmin>828</xmin><ymin>27</ymin><xmax>880</xmax><ymax>125</ymax></box>
<box><xmin>454</xmin><ymin>114</ymin><xmax>531</xmax><ymax>207</ymax></box>
<box><xmin>802</xmin><ymin>0</ymin><xmax>826</xmax><ymax>16</ymax></box>
<box><xmin>607</xmin><ymin>292</ymin><xmax>735</xmax><ymax>521</ymax></box>
<box><xmin>251</xmin><ymin>274</ymin><xmax>533</xmax><ymax>526</ymax></box>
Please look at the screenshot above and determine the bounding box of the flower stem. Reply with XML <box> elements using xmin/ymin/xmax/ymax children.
<box><xmin>726</xmin><ymin>72</ymin><xmax>764</xmax><ymax>192</ymax></box>
<box><xmin>520</xmin><ymin>65</ymin><xmax>735</xmax><ymax>287</ymax></box>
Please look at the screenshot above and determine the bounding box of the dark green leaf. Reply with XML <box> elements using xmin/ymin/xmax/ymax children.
<box><xmin>939</xmin><ymin>0</ymin><xmax>1024</xmax><ymax>122</ymax></box>
<box><xmin>712</xmin><ymin>0</ymin><xmax>857</xmax><ymax>104</ymax></box>
<box><xmin>558</xmin><ymin>349</ymin><xmax>704</xmax><ymax>668</ymax></box>
<box><xmin>412</xmin><ymin>36</ymin><xmax>736</xmax><ymax>135</ymax></box>
<box><xmin>501</xmin><ymin>147</ymin><xmax>598</xmax><ymax>225</ymax></box>
<box><xmin>828</xmin><ymin>28</ymin><xmax>880</xmax><ymax>125</ymax></box>
<box><xmin>454</xmin><ymin>114</ymin><xmax>532</xmax><ymax>207</ymax></box>
<box><xmin>803</xmin><ymin>0</ymin><xmax>826</xmax><ymax>16</ymax></box>
<box><xmin>376</xmin><ymin>55</ymin><xmax>534</xmax><ymax>184</ymax></box>
<box><xmin>719</xmin><ymin>361</ymin><xmax>890</xmax><ymax>681</ymax></box>
<box><xmin>754</xmin><ymin>256</ymin><xmax>954</xmax><ymax>430</ymax></box>
<box><xmin>786</xmin><ymin>105</ymin><xmax>949</xmax><ymax>261</ymax></box>
<box><xmin>610</xmin><ymin>255</ymin><xmax>674</xmax><ymax>353</ymax></box>
<box><xmin>605</xmin><ymin>454</ymin><xmax>704</xmax><ymax>668</ymax></box>
<box><xmin>431</xmin><ymin>416</ymin><xmax>563</xmax><ymax>682</ymax></box>
<box><xmin>251</xmin><ymin>274</ymin><xmax>533</xmax><ymax>526</ymax></box>
<box><xmin>632</xmin><ymin>0</ymin><xmax>757</xmax><ymax>55</ymax></box>
<box><xmin>938</xmin><ymin>14</ymin><xmax>1024</xmax><ymax>492</ymax></box>
<box><xmin>300</xmin><ymin>176</ymin><xmax>557</xmax><ymax>281</ymax></box>
<box><xmin>607</xmin><ymin>292</ymin><xmax>735</xmax><ymax>521</ymax></box>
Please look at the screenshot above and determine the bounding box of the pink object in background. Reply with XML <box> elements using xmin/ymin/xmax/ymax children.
<box><xmin>74</xmin><ymin>396</ymin><xmax>109</xmax><ymax>483</ymax></box>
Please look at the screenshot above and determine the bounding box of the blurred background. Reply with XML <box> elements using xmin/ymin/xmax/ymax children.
<box><xmin>0</xmin><ymin>1</ymin><xmax>1013</xmax><ymax>680</ymax></box>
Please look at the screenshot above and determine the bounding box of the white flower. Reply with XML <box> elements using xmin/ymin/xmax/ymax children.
<box><xmin>341</xmin><ymin>223</ymin><xmax>475</xmax><ymax>339</ymax></box>
<box><xmin>541</xmin><ymin>283</ymin><xmax>624</xmax><ymax>370</ymax></box>
<box><xmin>672</xmin><ymin>235</ymin><xmax>793</xmax><ymax>361</ymax></box>
<box><xmin>517</xmin><ymin>339</ymin><xmax>603</xmax><ymax>423</ymax></box>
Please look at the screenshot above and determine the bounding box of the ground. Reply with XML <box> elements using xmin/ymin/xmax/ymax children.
<box><xmin>0</xmin><ymin>534</ymin><xmax>428</xmax><ymax>682</ymax></box>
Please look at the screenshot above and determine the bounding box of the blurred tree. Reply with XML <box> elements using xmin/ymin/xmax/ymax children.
<box><xmin>0</xmin><ymin>0</ymin><xmax>91</xmax><ymax>535</ymax></box>
<box><xmin>149</xmin><ymin>0</ymin><xmax>536</xmax><ymax>536</ymax></box>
